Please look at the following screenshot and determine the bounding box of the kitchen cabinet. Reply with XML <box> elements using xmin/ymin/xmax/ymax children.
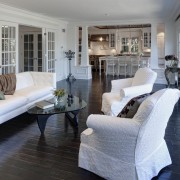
<box><xmin>109</xmin><ymin>33</ymin><xmax>116</xmax><ymax>48</ymax></box>
<box><xmin>143</xmin><ymin>28</ymin><xmax>151</xmax><ymax>48</ymax></box>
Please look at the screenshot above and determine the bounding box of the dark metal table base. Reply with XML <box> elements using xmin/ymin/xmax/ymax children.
<box><xmin>65</xmin><ymin>110</ymin><xmax>79</xmax><ymax>127</ymax></box>
<box><xmin>36</xmin><ymin>110</ymin><xmax>79</xmax><ymax>134</ymax></box>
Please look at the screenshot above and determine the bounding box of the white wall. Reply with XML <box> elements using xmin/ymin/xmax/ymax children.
<box><xmin>66</xmin><ymin>19</ymin><xmax>177</xmax><ymax>83</ymax></box>
<box><xmin>175</xmin><ymin>18</ymin><xmax>180</xmax><ymax>59</ymax></box>
<box><xmin>0</xmin><ymin>3</ymin><xmax>177</xmax><ymax>83</ymax></box>
<box><xmin>68</xmin><ymin>20</ymin><xmax>174</xmax><ymax>66</ymax></box>
<box><xmin>89</xmin><ymin>41</ymin><xmax>116</xmax><ymax>55</ymax></box>
<box><xmin>165</xmin><ymin>20</ymin><xmax>176</xmax><ymax>55</ymax></box>
<box><xmin>0</xmin><ymin>4</ymin><xmax>68</xmax><ymax>81</ymax></box>
<box><xmin>66</xmin><ymin>23</ymin><xmax>77</xmax><ymax>76</ymax></box>
<box><xmin>66</xmin><ymin>24</ymin><xmax>92</xmax><ymax>79</ymax></box>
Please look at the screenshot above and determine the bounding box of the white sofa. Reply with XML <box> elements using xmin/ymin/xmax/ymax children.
<box><xmin>101</xmin><ymin>67</ymin><xmax>157</xmax><ymax>116</ymax></box>
<box><xmin>79</xmin><ymin>88</ymin><xmax>180</xmax><ymax>180</ymax></box>
<box><xmin>0</xmin><ymin>71</ymin><xmax>56</xmax><ymax>124</ymax></box>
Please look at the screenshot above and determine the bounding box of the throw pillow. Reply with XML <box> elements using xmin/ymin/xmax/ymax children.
<box><xmin>0</xmin><ymin>74</ymin><xmax>16</xmax><ymax>95</ymax></box>
<box><xmin>117</xmin><ymin>93</ymin><xmax>152</xmax><ymax>118</ymax></box>
<box><xmin>0</xmin><ymin>91</ymin><xmax>5</xmax><ymax>100</ymax></box>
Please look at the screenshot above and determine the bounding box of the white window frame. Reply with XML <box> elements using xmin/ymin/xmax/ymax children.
<box><xmin>0</xmin><ymin>22</ymin><xmax>18</xmax><ymax>74</ymax></box>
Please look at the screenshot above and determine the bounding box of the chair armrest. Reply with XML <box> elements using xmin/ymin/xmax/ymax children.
<box><xmin>111</xmin><ymin>78</ymin><xmax>133</xmax><ymax>93</ymax></box>
<box><xmin>30</xmin><ymin>72</ymin><xmax>56</xmax><ymax>89</ymax></box>
<box><xmin>87</xmin><ymin>114</ymin><xmax>140</xmax><ymax>137</ymax></box>
<box><xmin>120</xmin><ymin>84</ymin><xmax>153</xmax><ymax>98</ymax></box>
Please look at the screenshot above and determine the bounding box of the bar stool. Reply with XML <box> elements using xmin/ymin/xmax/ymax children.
<box><xmin>106</xmin><ymin>56</ymin><xmax>118</xmax><ymax>76</ymax></box>
<box><xmin>139</xmin><ymin>57</ymin><xmax>150</xmax><ymax>68</ymax></box>
<box><xmin>118</xmin><ymin>56</ymin><xmax>127</xmax><ymax>77</ymax></box>
<box><xmin>130</xmin><ymin>55</ymin><xmax>140</xmax><ymax>76</ymax></box>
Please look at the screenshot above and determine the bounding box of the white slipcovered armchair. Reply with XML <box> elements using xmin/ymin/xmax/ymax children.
<box><xmin>101</xmin><ymin>67</ymin><xmax>157</xmax><ymax>116</ymax></box>
<box><xmin>79</xmin><ymin>88</ymin><xmax>180</xmax><ymax>180</ymax></box>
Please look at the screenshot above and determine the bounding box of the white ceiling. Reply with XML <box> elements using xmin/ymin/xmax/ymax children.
<box><xmin>0</xmin><ymin>0</ymin><xmax>179</xmax><ymax>22</ymax></box>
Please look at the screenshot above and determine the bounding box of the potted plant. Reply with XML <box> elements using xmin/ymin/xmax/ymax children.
<box><xmin>53</xmin><ymin>88</ymin><xmax>65</xmax><ymax>102</ymax></box>
<box><xmin>165</xmin><ymin>55</ymin><xmax>179</xmax><ymax>67</ymax></box>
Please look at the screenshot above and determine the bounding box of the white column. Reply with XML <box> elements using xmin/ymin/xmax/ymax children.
<box><xmin>150</xmin><ymin>23</ymin><xmax>158</xmax><ymax>68</ymax></box>
<box><xmin>81</xmin><ymin>26</ymin><xmax>89</xmax><ymax>66</ymax></box>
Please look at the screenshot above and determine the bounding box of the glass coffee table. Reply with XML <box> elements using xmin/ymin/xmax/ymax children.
<box><xmin>27</xmin><ymin>95</ymin><xmax>87</xmax><ymax>134</ymax></box>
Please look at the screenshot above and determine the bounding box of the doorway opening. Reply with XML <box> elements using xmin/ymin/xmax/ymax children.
<box><xmin>19</xmin><ymin>25</ymin><xmax>42</xmax><ymax>72</ymax></box>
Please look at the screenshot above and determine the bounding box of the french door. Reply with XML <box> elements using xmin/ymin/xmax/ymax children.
<box><xmin>43</xmin><ymin>28</ymin><xmax>57</xmax><ymax>72</ymax></box>
<box><xmin>0</xmin><ymin>22</ymin><xmax>18</xmax><ymax>74</ymax></box>
<box><xmin>23</xmin><ymin>33</ymin><xmax>42</xmax><ymax>72</ymax></box>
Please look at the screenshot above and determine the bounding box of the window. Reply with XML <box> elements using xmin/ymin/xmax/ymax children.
<box><xmin>121</xmin><ymin>38</ymin><xmax>129</xmax><ymax>52</ymax></box>
<box><xmin>131</xmin><ymin>37</ymin><xmax>138</xmax><ymax>53</ymax></box>
<box><xmin>1</xmin><ymin>25</ymin><xmax>16</xmax><ymax>74</ymax></box>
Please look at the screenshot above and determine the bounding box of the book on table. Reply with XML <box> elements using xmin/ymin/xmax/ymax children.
<box><xmin>35</xmin><ymin>99</ymin><xmax>54</xmax><ymax>109</ymax></box>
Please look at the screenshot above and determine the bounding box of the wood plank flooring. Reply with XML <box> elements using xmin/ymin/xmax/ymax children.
<box><xmin>0</xmin><ymin>72</ymin><xmax>179</xmax><ymax>180</ymax></box>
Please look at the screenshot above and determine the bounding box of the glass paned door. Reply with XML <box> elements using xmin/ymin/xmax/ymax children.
<box><xmin>42</xmin><ymin>28</ymin><xmax>57</xmax><ymax>73</ymax></box>
<box><xmin>1</xmin><ymin>25</ymin><xmax>17</xmax><ymax>74</ymax></box>
<box><xmin>24</xmin><ymin>34</ymin><xmax>34</xmax><ymax>71</ymax></box>
<box><xmin>38</xmin><ymin>34</ymin><xmax>42</xmax><ymax>71</ymax></box>
<box><xmin>23</xmin><ymin>33</ymin><xmax>42</xmax><ymax>72</ymax></box>
<box><xmin>47</xmin><ymin>31</ymin><xmax>56</xmax><ymax>72</ymax></box>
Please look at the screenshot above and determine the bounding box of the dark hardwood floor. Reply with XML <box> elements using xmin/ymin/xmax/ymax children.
<box><xmin>0</xmin><ymin>72</ymin><xmax>180</xmax><ymax>180</ymax></box>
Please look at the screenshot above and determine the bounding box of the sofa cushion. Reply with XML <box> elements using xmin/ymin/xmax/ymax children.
<box><xmin>117</xmin><ymin>93</ymin><xmax>151</xmax><ymax>118</ymax></box>
<box><xmin>102</xmin><ymin>92</ymin><xmax>122</xmax><ymax>115</ymax></box>
<box><xmin>0</xmin><ymin>95</ymin><xmax>27</xmax><ymax>115</ymax></box>
<box><xmin>16</xmin><ymin>72</ymin><xmax>34</xmax><ymax>90</ymax></box>
<box><xmin>15</xmin><ymin>85</ymin><xmax>53</xmax><ymax>103</ymax></box>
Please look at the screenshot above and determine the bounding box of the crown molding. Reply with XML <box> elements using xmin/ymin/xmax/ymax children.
<box><xmin>68</xmin><ymin>18</ymin><xmax>166</xmax><ymax>27</ymax></box>
<box><xmin>0</xmin><ymin>3</ymin><xmax>68</xmax><ymax>27</ymax></box>
<box><xmin>169</xmin><ymin>0</ymin><xmax>180</xmax><ymax>21</ymax></box>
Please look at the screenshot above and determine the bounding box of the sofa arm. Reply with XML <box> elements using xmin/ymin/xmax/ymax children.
<box><xmin>120</xmin><ymin>84</ymin><xmax>153</xmax><ymax>98</ymax></box>
<box><xmin>30</xmin><ymin>72</ymin><xmax>56</xmax><ymax>89</ymax></box>
<box><xmin>111</xmin><ymin>78</ymin><xmax>133</xmax><ymax>93</ymax></box>
<box><xmin>87</xmin><ymin>114</ymin><xmax>140</xmax><ymax>137</ymax></box>
<box><xmin>82</xmin><ymin>114</ymin><xmax>140</xmax><ymax>161</ymax></box>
